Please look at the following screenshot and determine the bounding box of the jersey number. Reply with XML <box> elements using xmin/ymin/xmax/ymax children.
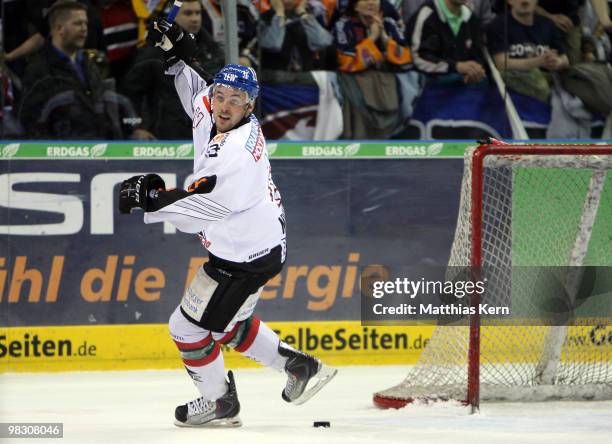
<box><xmin>206</xmin><ymin>143</ymin><xmax>221</xmax><ymax>157</ymax></box>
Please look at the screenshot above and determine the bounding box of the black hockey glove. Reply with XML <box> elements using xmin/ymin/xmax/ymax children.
<box><xmin>146</xmin><ymin>19</ymin><xmax>197</xmax><ymax>63</ymax></box>
<box><xmin>118</xmin><ymin>174</ymin><xmax>166</xmax><ymax>214</ymax></box>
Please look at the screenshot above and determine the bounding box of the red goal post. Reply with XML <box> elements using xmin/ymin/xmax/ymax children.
<box><xmin>373</xmin><ymin>140</ymin><xmax>612</xmax><ymax>411</ymax></box>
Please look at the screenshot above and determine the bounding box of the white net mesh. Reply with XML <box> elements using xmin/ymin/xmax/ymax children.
<box><xmin>374</xmin><ymin>148</ymin><xmax>612</xmax><ymax>406</ymax></box>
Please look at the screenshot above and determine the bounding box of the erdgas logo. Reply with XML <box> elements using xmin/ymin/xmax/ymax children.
<box><xmin>385</xmin><ymin>143</ymin><xmax>445</xmax><ymax>157</ymax></box>
<box><xmin>46</xmin><ymin>146</ymin><xmax>93</xmax><ymax>157</ymax></box>
<box><xmin>1</xmin><ymin>143</ymin><xmax>20</xmax><ymax>158</ymax></box>
<box><xmin>133</xmin><ymin>144</ymin><xmax>192</xmax><ymax>157</ymax></box>
<box><xmin>301</xmin><ymin>144</ymin><xmax>361</xmax><ymax>157</ymax></box>
<box><xmin>133</xmin><ymin>146</ymin><xmax>176</xmax><ymax>157</ymax></box>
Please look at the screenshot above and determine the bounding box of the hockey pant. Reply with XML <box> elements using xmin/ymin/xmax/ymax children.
<box><xmin>169</xmin><ymin>263</ymin><xmax>286</xmax><ymax>400</ymax></box>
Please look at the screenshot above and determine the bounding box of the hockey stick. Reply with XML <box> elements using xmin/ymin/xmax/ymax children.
<box><xmin>166</xmin><ymin>0</ymin><xmax>183</xmax><ymax>23</ymax></box>
<box><xmin>483</xmin><ymin>47</ymin><xmax>529</xmax><ymax>140</ymax></box>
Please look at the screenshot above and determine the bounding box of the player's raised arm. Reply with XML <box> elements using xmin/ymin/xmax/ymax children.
<box><xmin>145</xmin><ymin>15</ymin><xmax>210</xmax><ymax>118</ymax></box>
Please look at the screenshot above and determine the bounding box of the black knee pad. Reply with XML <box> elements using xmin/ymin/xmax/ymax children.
<box><xmin>180</xmin><ymin>262</ymin><xmax>270</xmax><ymax>333</ymax></box>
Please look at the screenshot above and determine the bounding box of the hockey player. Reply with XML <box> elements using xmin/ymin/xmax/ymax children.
<box><xmin>117</xmin><ymin>16</ymin><xmax>336</xmax><ymax>428</ymax></box>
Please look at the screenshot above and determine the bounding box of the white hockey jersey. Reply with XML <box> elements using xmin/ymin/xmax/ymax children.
<box><xmin>144</xmin><ymin>61</ymin><xmax>286</xmax><ymax>264</ymax></box>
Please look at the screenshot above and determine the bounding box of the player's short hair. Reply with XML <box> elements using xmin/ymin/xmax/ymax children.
<box><xmin>48</xmin><ymin>0</ymin><xmax>87</xmax><ymax>29</ymax></box>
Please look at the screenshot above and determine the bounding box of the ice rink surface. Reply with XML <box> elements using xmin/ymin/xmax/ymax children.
<box><xmin>2</xmin><ymin>365</ymin><xmax>612</xmax><ymax>444</ymax></box>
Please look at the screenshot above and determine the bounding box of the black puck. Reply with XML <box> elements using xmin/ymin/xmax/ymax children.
<box><xmin>313</xmin><ymin>421</ymin><xmax>330</xmax><ymax>428</ymax></box>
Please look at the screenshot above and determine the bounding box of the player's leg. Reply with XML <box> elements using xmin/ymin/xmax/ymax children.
<box><xmin>176</xmin><ymin>257</ymin><xmax>336</xmax><ymax>412</ymax></box>
<box><xmin>204</xmin><ymin>249</ymin><xmax>338</xmax><ymax>405</ymax></box>
<box><xmin>168</xmin><ymin>306</ymin><xmax>241</xmax><ymax>427</ymax></box>
<box><xmin>217</xmin><ymin>312</ymin><xmax>337</xmax><ymax>405</ymax></box>
<box><xmin>168</xmin><ymin>305</ymin><xmax>228</xmax><ymax>400</ymax></box>
<box><xmin>215</xmin><ymin>314</ymin><xmax>285</xmax><ymax>370</ymax></box>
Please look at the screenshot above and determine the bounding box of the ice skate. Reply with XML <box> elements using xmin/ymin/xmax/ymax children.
<box><xmin>279</xmin><ymin>343</ymin><xmax>337</xmax><ymax>405</ymax></box>
<box><xmin>174</xmin><ymin>371</ymin><xmax>242</xmax><ymax>427</ymax></box>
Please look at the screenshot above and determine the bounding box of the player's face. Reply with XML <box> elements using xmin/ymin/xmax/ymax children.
<box><xmin>59</xmin><ymin>10</ymin><xmax>88</xmax><ymax>51</ymax></box>
<box><xmin>212</xmin><ymin>86</ymin><xmax>254</xmax><ymax>133</ymax></box>
<box><xmin>509</xmin><ymin>0</ymin><xmax>537</xmax><ymax>16</ymax></box>
<box><xmin>176</xmin><ymin>1</ymin><xmax>202</xmax><ymax>35</ymax></box>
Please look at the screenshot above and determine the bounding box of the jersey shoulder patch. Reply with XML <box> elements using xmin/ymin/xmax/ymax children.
<box><xmin>243</xmin><ymin>115</ymin><xmax>265</xmax><ymax>162</ymax></box>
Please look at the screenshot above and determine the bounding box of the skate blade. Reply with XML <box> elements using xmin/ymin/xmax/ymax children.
<box><xmin>292</xmin><ymin>365</ymin><xmax>338</xmax><ymax>406</ymax></box>
<box><xmin>174</xmin><ymin>415</ymin><xmax>242</xmax><ymax>428</ymax></box>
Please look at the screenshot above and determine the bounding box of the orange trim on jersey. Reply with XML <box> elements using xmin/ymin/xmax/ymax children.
<box><xmin>337</xmin><ymin>38</ymin><xmax>383</xmax><ymax>73</ymax></box>
<box><xmin>386</xmin><ymin>39</ymin><xmax>412</xmax><ymax>65</ymax></box>
<box><xmin>188</xmin><ymin>177</ymin><xmax>209</xmax><ymax>192</ymax></box>
<box><xmin>203</xmin><ymin>96</ymin><xmax>211</xmax><ymax>113</ymax></box>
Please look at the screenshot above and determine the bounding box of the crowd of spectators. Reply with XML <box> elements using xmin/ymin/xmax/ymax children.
<box><xmin>1</xmin><ymin>0</ymin><xmax>611</xmax><ymax>140</ymax></box>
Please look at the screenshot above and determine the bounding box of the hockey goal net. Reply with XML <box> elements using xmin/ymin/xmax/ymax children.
<box><xmin>373</xmin><ymin>141</ymin><xmax>612</xmax><ymax>409</ymax></box>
